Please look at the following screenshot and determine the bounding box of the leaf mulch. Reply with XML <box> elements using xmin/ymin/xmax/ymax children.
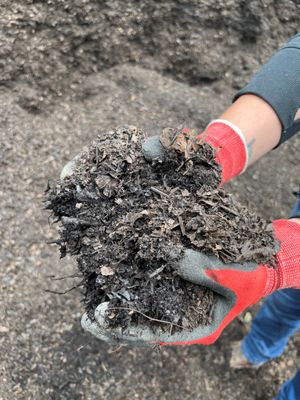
<box><xmin>46</xmin><ymin>126</ymin><xmax>277</xmax><ymax>332</ymax></box>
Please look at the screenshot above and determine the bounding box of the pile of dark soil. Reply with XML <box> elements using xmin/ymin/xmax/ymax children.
<box><xmin>2</xmin><ymin>2</ymin><xmax>299</xmax><ymax>113</ymax></box>
<box><xmin>46</xmin><ymin>126</ymin><xmax>277</xmax><ymax>332</ymax></box>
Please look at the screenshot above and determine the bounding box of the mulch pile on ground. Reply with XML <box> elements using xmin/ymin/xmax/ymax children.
<box><xmin>46</xmin><ymin>126</ymin><xmax>277</xmax><ymax>332</ymax></box>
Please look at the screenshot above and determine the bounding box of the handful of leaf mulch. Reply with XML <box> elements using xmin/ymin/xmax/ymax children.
<box><xmin>46</xmin><ymin>126</ymin><xmax>277</xmax><ymax>331</ymax></box>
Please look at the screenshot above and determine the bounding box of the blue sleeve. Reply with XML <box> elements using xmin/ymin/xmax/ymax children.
<box><xmin>234</xmin><ymin>34</ymin><xmax>300</xmax><ymax>146</ymax></box>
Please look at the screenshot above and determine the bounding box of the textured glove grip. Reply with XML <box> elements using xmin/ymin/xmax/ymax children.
<box><xmin>265</xmin><ymin>220</ymin><xmax>300</xmax><ymax>295</ymax></box>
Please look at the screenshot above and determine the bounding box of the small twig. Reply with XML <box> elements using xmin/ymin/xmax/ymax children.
<box><xmin>103</xmin><ymin>162</ymin><xmax>118</xmax><ymax>173</ymax></box>
<box><xmin>150</xmin><ymin>186</ymin><xmax>169</xmax><ymax>197</ymax></box>
<box><xmin>110</xmin><ymin>345</ymin><xmax>125</xmax><ymax>353</ymax></box>
<box><xmin>189</xmin><ymin>306</ymin><xmax>202</xmax><ymax>315</ymax></box>
<box><xmin>148</xmin><ymin>265</ymin><xmax>166</xmax><ymax>279</ymax></box>
<box><xmin>47</xmin><ymin>273</ymin><xmax>82</xmax><ymax>281</ymax></box>
<box><xmin>175</xmin><ymin>161</ymin><xmax>186</xmax><ymax>172</ymax></box>
<box><xmin>176</xmin><ymin>157</ymin><xmax>196</xmax><ymax>172</ymax></box>
<box><xmin>200</xmin><ymin>199</ymin><xmax>216</xmax><ymax>208</ymax></box>
<box><xmin>108</xmin><ymin>307</ymin><xmax>186</xmax><ymax>330</ymax></box>
<box><xmin>170</xmin><ymin>223</ymin><xmax>180</xmax><ymax>230</ymax></box>
<box><xmin>46</xmin><ymin>239</ymin><xmax>63</xmax><ymax>245</ymax></box>
<box><xmin>162</xmin><ymin>175</ymin><xmax>171</xmax><ymax>192</ymax></box>
<box><xmin>95</xmin><ymin>147</ymin><xmax>99</xmax><ymax>168</ymax></box>
<box><xmin>177</xmin><ymin>215</ymin><xmax>186</xmax><ymax>236</ymax></box>
<box><xmin>44</xmin><ymin>283</ymin><xmax>82</xmax><ymax>295</ymax></box>
<box><xmin>169</xmin><ymin>187</ymin><xmax>180</xmax><ymax>195</ymax></box>
<box><xmin>106</xmin><ymin>172</ymin><xmax>120</xmax><ymax>181</ymax></box>
<box><xmin>219</xmin><ymin>205</ymin><xmax>239</xmax><ymax>217</ymax></box>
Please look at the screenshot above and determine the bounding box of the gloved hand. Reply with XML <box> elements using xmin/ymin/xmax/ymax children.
<box><xmin>81</xmin><ymin>219</ymin><xmax>300</xmax><ymax>346</ymax></box>
<box><xmin>143</xmin><ymin>121</ymin><xmax>249</xmax><ymax>185</ymax></box>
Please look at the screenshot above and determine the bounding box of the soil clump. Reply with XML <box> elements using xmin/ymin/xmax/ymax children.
<box><xmin>46</xmin><ymin>126</ymin><xmax>277</xmax><ymax>332</ymax></box>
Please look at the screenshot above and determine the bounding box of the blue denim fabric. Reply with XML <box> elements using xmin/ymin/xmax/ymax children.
<box><xmin>242</xmin><ymin>289</ymin><xmax>300</xmax><ymax>400</ymax></box>
<box><xmin>276</xmin><ymin>370</ymin><xmax>300</xmax><ymax>400</ymax></box>
<box><xmin>289</xmin><ymin>189</ymin><xmax>300</xmax><ymax>218</ymax></box>
<box><xmin>290</xmin><ymin>196</ymin><xmax>300</xmax><ymax>218</ymax></box>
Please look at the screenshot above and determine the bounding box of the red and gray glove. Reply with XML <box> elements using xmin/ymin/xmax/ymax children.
<box><xmin>142</xmin><ymin>120</ymin><xmax>249</xmax><ymax>185</ymax></box>
<box><xmin>82</xmin><ymin>219</ymin><xmax>300</xmax><ymax>346</ymax></box>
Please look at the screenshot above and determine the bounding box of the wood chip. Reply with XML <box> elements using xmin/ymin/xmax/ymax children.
<box><xmin>100</xmin><ymin>266</ymin><xmax>115</xmax><ymax>276</ymax></box>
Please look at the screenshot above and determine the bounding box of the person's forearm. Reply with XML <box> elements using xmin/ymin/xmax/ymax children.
<box><xmin>220</xmin><ymin>33</ymin><xmax>300</xmax><ymax>166</ymax></box>
<box><xmin>203</xmin><ymin>34</ymin><xmax>300</xmax><ymax>182</ymax></box>
<box><xmin>234</xmin><ymin>33</ymin><xmax>300</xmax><ymax>147</ymax></box>
<box><xmin>219</xmin><ymin>94</ymin><xmax>281</xmax><ymax>166</ymax></box>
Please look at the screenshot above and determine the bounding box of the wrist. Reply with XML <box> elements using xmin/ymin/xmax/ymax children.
<box><xmin>199</xmin><ymin>120</ymin><xmax>248</xmax><ymax>184</ymax></box>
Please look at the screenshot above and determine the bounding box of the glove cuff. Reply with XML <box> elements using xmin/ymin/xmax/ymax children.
<box><xmin>200</xmin><ymin>119</ymin><xmax>248</xmax><ymax>184</ymax></box>
<box><xmin>265</xmin><ymin>220</ymin><xmax>300</xmax><ymax>295</ymax></box>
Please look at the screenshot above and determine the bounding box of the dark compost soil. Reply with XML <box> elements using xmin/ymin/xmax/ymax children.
<box><xmin>46</xmin><ymin>126</ymin><xmax>277</xmax><ymax>332</ymax></box>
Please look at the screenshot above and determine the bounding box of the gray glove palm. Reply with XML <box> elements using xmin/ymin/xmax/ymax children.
<box><xmin>81</xmin><ymin>249</ymin><xmax>252</xmax><ymax>346</ymax></box>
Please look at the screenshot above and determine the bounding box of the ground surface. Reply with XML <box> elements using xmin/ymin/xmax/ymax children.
<box><xmin>0</xmin><ymin>1</ymin><xmax>300</xmax><ymax>399</ymax></box>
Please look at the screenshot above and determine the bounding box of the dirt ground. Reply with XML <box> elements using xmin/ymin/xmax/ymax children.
<box><xmin>1</xmin><ymin>1</ymin><xmax>300</xmax><ymax>399</ymax></box>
